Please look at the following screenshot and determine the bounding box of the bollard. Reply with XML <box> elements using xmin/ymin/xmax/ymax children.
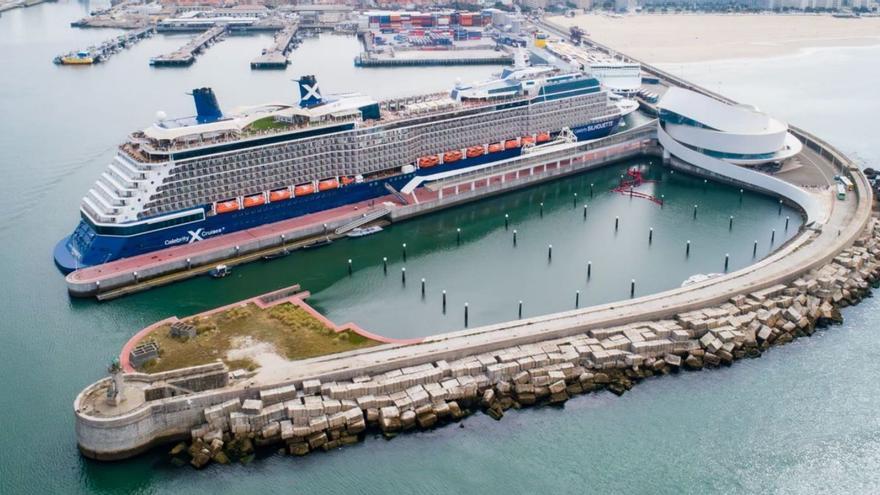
<box><xmin>539</xmin><ymin>202</ymin><xmax>544</xmax><ymax>217</ymax></box>
<box><xmin>548</xmin><ymin>244</ymin><xmax>553</xmax><ymax>261</ymax></box>
<box><xmin>587</xmin><ymin>261</ymin><xmax>592</xmax><ymax>280</ymax></box>
<box><xmin>583</xmin><ymin>204</ymin><xmax>588</xmax><ymax>219</ymax></box>
<box><xmin>133</xmin><ymin>271</ymin><xmax>139</xmax><ymax>283</ymax></box>
<box><xmin>614</xmin><ymin>216</ymin><xmax>619</xmax><ymax>231</ymax></box>
<box><xmin>323</xmin><ymin>223</ymin><xmax>327</xmax><ymax>234</ymax></box>
<box><xmin>504</xmin><ymin>214</ymin><xmax>509</xmax><ymax>230</ymax></box>
<box><xmin>348</xmin><ymin>259</ymin><xmax>352</xmax><ymax>276</ymax></box>
<box><xmin>785</xmin><ymin>216</ymin><xmax>790</xmax><ymax>231</ymax></box>
<box><xmin>186</xmin><ymin>258</ymin><xmax>192</xmax><ymax>270</ymax></box>
<box><xmin>442</xmin><ymin>290</ymin><xmax>447</xmax><ymax>313</ymax></box>
<box><xmin>280</xmin><ymin>234</ymin><xmax>286</xmax><ymax>245</ymax></box>
<box><xmin>383</xmin><ymin>257</ymin><xmax>388</xmax><ymax>275</ymax></box>
<box><xmin>402</xmin><ymin>243</ymin><xmax>407</xmax><ymax>262</ymax></box>
<box><xmin>729</xmin><ymin>216</ymin><xmax>734</xmax><ymax>230</ymax></box>
<box><xmin>649</xmin><ymin>228</ymin><xmax>653</xmax><ymax>244</ymax></box>
<box><xmin>401</xmin><ymin>267</ymin><xmax>406</xmax><ymax>285</ymax></box>
<box><xmin>693</xmin><ymin>204</ymin><xmax>698</xmax><ymax>219</ymax></box>
<box><xmin>464</xmin><ymin>303</ymin><xmax>469</xmax><ymax>327</ymax></box>
<box><xmin>724</xmin><ymin>253</ymin><xmax>729</xmax><ymax>272</ymax></box>
<box><xmin>235</xmin><ymin>245</ymin><xmax>240</xmax><ymax>255</ymax></box>
<box><xmin>771</xmin><ymin>229</ymin><xmax>776</xmax><ymax>244</ymax></box>
<box><xmin>686</xmin><ymin>240</ymin><xmax>691</xmax><ymax>257</ymax></box>
<box><xmin>753</xmin><ymin>240</ymin><xmax>758</xmax><ymax>257</ymax></box>
<box><xmin>421</xmin><ymin>278</ymin><xmax>426</xmax><ymax>297</ymax></box>
<box><xmin>575</xmin><ymin>290</ymin><xmax>580</xmax><ymax>308</ymax></box>
<box><xmin>513</xmin><ymin>229</ymin><xmax>517</xmax><ymax>246</ymax></box>
<box><xmin>518</xmin><ymin>300</ymin><xmax>523</xmax><ymax>319</ymax></box>
<box><xmin>630</xmin><ymin>279</ymin><xmax>635</xmax><ymax>298</ymax></box>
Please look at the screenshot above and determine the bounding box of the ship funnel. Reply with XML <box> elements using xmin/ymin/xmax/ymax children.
<box><xmin>297</xmin><ymin>75</ymin><xmax>323</xmax><ymax>108</ymax></box>
<box><xmin>191</xmin><ymin>87</ymin><xmax>223</xmax><ymax>124</ymax></box>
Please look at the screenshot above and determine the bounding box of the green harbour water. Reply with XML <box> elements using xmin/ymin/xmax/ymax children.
<box><xmin>1</xmin><ymin>3</ymin><xmax>878</xmax><ymax>494</ymax></box>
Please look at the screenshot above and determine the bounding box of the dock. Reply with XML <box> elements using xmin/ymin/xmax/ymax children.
<box><xmin>150</xmin><ymin>25</ymin><xmax>227</xmax><ymax>67</ymax></box>
<box><xmin>250</xmin><ymin>20</ymin><xmax>299</xmax><ymax>70</ymax></box>
<box><xmin>355</xmin><ymin>48</ymin><xmax>513</xmax><ymax>67</ymax></box>
<box><xmin>53</xmin><ymin>27</ymin><xmax>154</xmax><ymax>66</ymax></box>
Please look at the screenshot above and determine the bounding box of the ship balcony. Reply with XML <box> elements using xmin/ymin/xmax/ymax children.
<box><xmin>100</xmin><ymin>172</ymin><xmax>135</xmax><ymax>197</ymax></box>
<box><xmin>115</xmin><ymin>154</ymin><xmax>150</xmax><ymax>176</ymax></box>
<box><xmin>107</xmin><ymin>164</ymin><xmax>140</xmax><ymax>188</ymax></box>
<box><xmin>87</xmin><ymin>189</ymin><xmax>121</xmax><ymax>214</ymax></box>
<box><xmin>81</xmin><ymin>197</ymin><xmax>117</xmax><ymax>223</ymax></box>
<box><xmin>93</xmin><ymin>181</ymin><xmax>125</xmax><ymax>206</ymax></box>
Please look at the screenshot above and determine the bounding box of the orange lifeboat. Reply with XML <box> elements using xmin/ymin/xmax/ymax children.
<box><xmin>505</xmin><ymin>139</ymin><xmax>520</xmax><ymax>150</ymax></box>
<box><xmin>294</xmin><ymin>183</ymin><xmax>315</xmax><ymax>196</ymax></box>
<box><xmin>443</xmin><ymin>150</ymin><xmax>463</xmax><ymax>163</ymax></box>
<box><xmin>536</xmin><ymin>132</ymin><xmax>551</xmax><ymax>143</ymax></box>
<box><xmin>488</xmin><ymin>143</ymin><xmax>504</xmax><ymax>153</ymax></box>
<box><xmin>521</xmin><ymin>135</ymin><xmax>535</xmax><ymax>146</ymax></box>
<box><xmin>418</xmin><ymin>155</ymin><xmax>440</xmax><ymax>168</ymax></box>
<box><xmin>466</xmin><ymin>146</ymin><xmax>484</xmax><ymax>158</ymax></box>
<box><xmin>243</xmin><ymin>194</ymin><xmax>266</xmax><ymax>208</ymax></box>
<box><xmin>215</xmin><ymin>199</ymin><xmax>239</xmax><ymax>214</ymax></box>
<box><xmin>269</xmin><ymin>188</ymin><xmax>292</xmax><ymax>202</ymax></box>
<box><xmin>318</xmin><ymin>178</ymin><xmax>340</xmax><ymax>191</ymax></box>
<box><xmin>341</xmin><ymin>176</ymin><xmax>356</xmax><ymax>186</ymax></box>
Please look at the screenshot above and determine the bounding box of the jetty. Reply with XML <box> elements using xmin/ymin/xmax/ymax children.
<box><xmin>53</xmin><ymin>27</ymin><xmax>155</xmax><ymax>66</ymax></box>
<box><xmin>250</xmin><ymin>20</ymin><xmax>300</xmax><ymax>70</ymax></box>
<box><xmin>150</xmin><ymin>25</ymin><xmax>227</xmax><ymax>67</ymax></box>
<box><xmin>355</xmin><ymin>48</ymin><xmax>513</xmax><ymax>67</ymax></box>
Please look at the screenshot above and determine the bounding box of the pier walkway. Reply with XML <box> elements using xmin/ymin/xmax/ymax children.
<box><xmin>150</xmin><ymin>25</ymin><xmax>226</xmax><ymax>67</ymax></box>
<box><xmin>251</xmin><ymin>20</ymin><xmax>299</xmax><ymax>69</ymax></box>
<box><xmin>54</xmin><ymin>27</ymin><xmax>154</xmax><ymax>65</ymax></box>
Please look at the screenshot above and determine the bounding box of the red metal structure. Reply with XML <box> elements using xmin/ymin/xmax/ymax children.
<box><xmin>611</xmin><ymin>168</ymin><xmax>663</xmax><ymax>205</ymax></box>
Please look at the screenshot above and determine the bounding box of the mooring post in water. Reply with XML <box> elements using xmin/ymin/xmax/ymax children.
<box><xmin>615</xmin><ymin>216</ymin><xmax>619</xmax><ymax>232</ymax></box>
<box><xmin>778</xmin><ymin>199</ymin><xmax>783</xmax><ymax>215</ymax></box>
<box><xmin>575</xmin><ymin>290</ymin><xmax>580</xmax><ymax>308</ymax></box>
<box><xmin>464</xmin><ymin>302</ymin><xmax>469</xmax><ymax>327</ymax></box>
<box><xmin>753</xmin><ymin>240</ymin><xmax>758</xmax><ymax>257</ymax></box>
<box><xmin>518</xmin><ymin>300</ymin><xmax>523</xmax><ymax>319</ymax></box>
<box><xmin>740</xmin><ymin>189</ymin><xmax>744</xmax><ymax>203</ymax></box>
<box><xmin>504</xmin><ymin>214</ymin><xmax>509</xmax><ymax>230</ymax></box>
<box><xmin>402</xmin><ymin>243</ymin><xmax>407</xmax><ymax>261</ymax></box>
<box><xmin>348</xmin><ymin>259</ymin><xmax>352</xmax><ymax>276</ymax></box>
<box><xmin>686</xmin><ymin>240</ymin><xmax>691</xmax><ymax>257</ymax></box>
<box><xmin>785</xmin><ymin>216</ymin><xmax>790</xmax><ymax>231</ymax></box>
<box><xmin>660</xmin><ymin>194</ymin><xmax>665</xmax><ymax>208</ymax></box>
<box><xmin>442</xmin><ymin>290</ymin><xmax>447</xmax><ymax>313</ymax></box>
<box><xmin>548</xmin><ymin>244</ymin><xmax>552</xmax><ymax>261</ymax></box>
<box><xmin>649</xmin><ymin>228</ymin><xmax>653</xmax><ymax>244</ymax></box>
<box><xmin>539</xmin><ymin>202</ymin><xmax>544</xmax><ymax>217</ymax></box>
<box><xmin>456</xmin><ymin>228</ymin><xmax>461</xmax><ymax>245</ymax></box>
<box><xmin>729</xmin><ymin>216</ymin><xmax>734</xmax><ymax>230</ymax></box>
<box><xmin>513</xmin><ymin>229</ymin><xmax>517</xmax><ymax>246</ymax></box>
<box><xmin>587</xmin><ymin>261</ymin><xmax>592</xmax><ymax>280</ymax></box>
<box><xmin>401</xmin><ymin>267</ymin><xmax>406</xmax><ymax>285</ymax></box>
<box><xmin>583</xmin><ymin>204</ymin><xmax>588</xmax><ymax>219</ymax></box>
<box><xmin>771</xmin><ymin>229</ymin><xmax>776</xmax><ymax>244</ymax></box>
<box><xmin>693</xmin><ymin>204</ymin><xmax>698</xmax><ymax>219</ymax></box>
<box><xmin>724</xmin><ymin>254</ymin><xmax>730</xmax><ymax>272</ymax></box>
<box><xmin>590</xmin><ymin>183</ymin><xmax>594</xmax><ymax>198</ymax></box>
<box><xmin>630</xmin><ymin>279</ymin><xmax>636</xmax><ymax>298</ymax></box>
<box><xmin>573</xmin><ymin>193</ymin><xmax>578</xmax><ymax>207</ymax></box>
<box><xmin>383</xmin><ymin>257</ymin><xmax>388</xmax><ymax>274</ymax></box>
<box><xmin>421</xmin><ymin>278</ymin><xmax>426</xmax><ymax>297</ymax></box>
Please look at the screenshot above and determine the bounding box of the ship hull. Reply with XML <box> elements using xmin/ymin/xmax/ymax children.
<box><xmin>54</xmin><ymin>117</ymin><xmax>620</xmax><ymax>273</ymax></box>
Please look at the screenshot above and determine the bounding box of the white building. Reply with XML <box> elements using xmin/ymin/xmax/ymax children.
<box><xmin>657</xmin><ymin>87</ymin><xmax>802</xmax><ymax>166</ymax></box>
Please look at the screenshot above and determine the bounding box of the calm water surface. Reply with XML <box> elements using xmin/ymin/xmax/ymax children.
<box><xmin>0</xmin><ymin>3</ymin><xmax>877</xmax><ymax>493</ymax></box>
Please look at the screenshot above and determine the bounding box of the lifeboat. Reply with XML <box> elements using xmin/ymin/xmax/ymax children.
<box><xmin>243</xmin><ymin>194</ymin><xmax>266</xmax><ymax>208</ymax></box>
<box><xmin>521</xmin><ymin>135</ymin><xmax>535</xmax><ymax>146</ymax></box>
<box><xmin>536</xmin><ymin>132</ymin><xmax>551</xmax><ymax>143</ymax></box>
<box><xmin>505</xmin><ymin>139</ymin><xmax>520</xmax><ymax>150</ymax></box>
<box><xmin>443</xmin><ymin>150</ymin><xmax>463</xmax><ymax>163</ymax></box>
<box><xmin>488</xmin><ymin>143</ymin><xmax>504</xmax><ymax>153</ymax></box>
<box><xmin>294</xmin><ymin>183</ymin><xmax>315</xmax><ymax>196</ymax></box>
<box><xmin>269</xmin><ymin>188</ymin><xmax>292</xmax><ymax>202</ymax></box>
<box><xmin>466</xmin><ymin>145</ymin><xmax>484</xmax><ymax>158</ymax></box>
<box><xmin>318</xmin><ymin>178</ymin><xmax>340</xmax><ymax>191</ymax></box>
<box><xmin>418</xmin><ymin>155</ymin><xmax>440</xmax><ymax>168</ymax></box>
<box><xmin>341</xmin><ymin>176</ymin><xmax>356</xmax><ymax>186</ymax></box>
<box><xmin>215</xmin><ymin>199</ymin><xmax>239</xmax><ymax>214</ymax></box>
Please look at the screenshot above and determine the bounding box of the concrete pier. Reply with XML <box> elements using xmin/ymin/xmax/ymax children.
<box><xmin>54</xmin><ymin>27</ymin><xmax>154</xmax><ymax>65</ymax></box>
<box><xmin>150</xmin><ymin>25</ymin><xmax>227</xmax><ymax>67</ymax></box>
<box><xmin>355</xmin><ymin>48</ymin><xmax>514</xmax><ymax>67</ymax></box>
<box><xmin>251</xmin><ymin>21</ymin><xmax>299</xmax><ymax>70</ymax></box>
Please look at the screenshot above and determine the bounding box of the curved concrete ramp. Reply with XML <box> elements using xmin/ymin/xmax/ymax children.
<box><xmin>657</xmin><ymin>124</ymin><xmax>824</xmax><ymax>224</ymax></box>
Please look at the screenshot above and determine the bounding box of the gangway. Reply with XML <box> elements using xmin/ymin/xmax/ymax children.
<box><xmin>384</xmin><ymin>183</ymin><xmax>409</xmax><ymax>204</ymax></box>
<box><xmin>333</xmin><ymin>208</ymin><xmax>391</xmax><ymax>235</ymax></box>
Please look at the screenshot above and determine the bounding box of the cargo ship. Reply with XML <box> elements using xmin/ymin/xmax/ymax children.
<box><xmin>53</xmin><ymin>66</ymin><xmax>638</xmax><ymax>273</ymax></box>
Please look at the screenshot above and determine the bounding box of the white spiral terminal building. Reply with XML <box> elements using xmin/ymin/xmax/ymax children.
<box><xmin>657</xmin><ymin>87</ymin><xmax>802</xmax><ymax>166</ymax></box>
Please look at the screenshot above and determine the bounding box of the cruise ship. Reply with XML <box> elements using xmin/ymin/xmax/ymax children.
<box><xmin>53</xmin><ymin>67</ymin><xmax>638</xmax><ymax>273</ymax></box>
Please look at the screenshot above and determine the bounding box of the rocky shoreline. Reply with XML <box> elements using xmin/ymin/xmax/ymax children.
<box><xmin>170</xmin><ymin>219</ymin><xmax>880</xmax><ymax>469</ymax></box>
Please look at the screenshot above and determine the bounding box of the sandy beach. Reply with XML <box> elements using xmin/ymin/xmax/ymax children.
<box><xmin>549</xmin><ymin>14</ymin><xmax>880</xmax><ymax>63</ymax></box>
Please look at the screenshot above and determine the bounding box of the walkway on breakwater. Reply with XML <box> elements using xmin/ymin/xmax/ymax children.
<box><xmin>150</xmin><ymin>25</ymin><xmax>226</xmax><ymax>67</ymax></box>
<box><xmin>64</xmin><ymin>124</ymin><xmax>655</xmax><ymax>299</ymax></box>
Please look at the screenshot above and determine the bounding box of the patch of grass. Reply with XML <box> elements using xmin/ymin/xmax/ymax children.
<box><xmin>140</xmin><ymin>302</ymin><xmax>378</xmax><ymax>374</ymax></box>
<box><xmin>246</xmin><ymin>116</ymin><xmax>290</xmax><ymax>132</ymax></box>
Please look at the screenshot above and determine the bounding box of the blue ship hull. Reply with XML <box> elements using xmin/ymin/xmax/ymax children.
<box><xmin>53</xmin><ymin>117</ymin><xmax>620</xmax><ymax>273</ymax></box>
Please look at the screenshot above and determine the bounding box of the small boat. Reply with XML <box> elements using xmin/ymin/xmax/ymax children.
<box><xmin>418</xmin><ymin>155</ymin><xmax>440</xmax><ymax>168</ymax></box>
<box><xmin>208</xmin><ymin>264</ymin><xmax>231</xmax><ymax>278</ymax></box>
<box><xmin>536</xmin><ymin>132</ymin><xmax>551</xmax><ymax>143</ymax></box>
<box><xmin>488</xmin><ymin>143</ymin><xmax>504</xmax><ymax>153</ymax></box>
<box><xmin>318</xmin><ymin>178</ymin><xmax>340</xmax><ymax>191</ymax></box>
<box><xmin>521</xmin><ymin>135</ymin><xmax>535</xmax><ymax>146</ymax></box>
<box><xmin>466</xmin><ymin>145</ymin><xmax>484</xmax><ymax>158</ymax></box>
<box><xmin>505</xmin><ymin>138</ymin><xmax>520</xmax><ymax>150</ymax></box>
<box><xmin>215</xmin><ymin>199</ymin><xmax>239</xmax><ymax>214</ymax></box>
<box><xmin>302</xmin><ymin>237</ymin><xmax>333</xmax><ymax>249</ymax></box>
<box><xmin>262</xmin><ymin>249</ymin><xmax>290</xmax><ymax>261</ymax></box>
<box><xmin>243</xmin><ymin>194</ymin><xmax>266</xmax><ymax>208</ymax></box>
<box><xmin>341</xmin><ymin>176</ymin><xmax>356</xmax><ymax>186</ymax></box>
<box><xmin>443</xmin><ymin>150</ymin><xmax>462</xmax><ymax>163</ymax></box>
<box><xmin>269</xmin><ymin>188</ymin><xmax>292</xmax><ymax>202</ymax></box>
<box><xmin>681</xmin><ymin>273</ymin><xmax>723</xmax><ymax>287</ymax></box>
<box><xmin>346</xmin><ymin>225</ymin><xmax>383</xmax><ymax>238</ymax></box>
<box><xmin>294</xmin><ymin>183</ymin><xmax>315</xmax><ymax>196</ymax></box>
